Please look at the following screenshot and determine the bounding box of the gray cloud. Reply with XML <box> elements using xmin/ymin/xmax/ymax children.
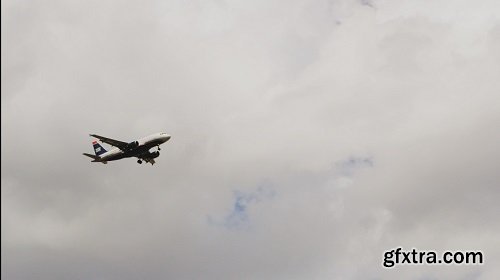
<box><xmin>2</xmin><ymin>0</ymin><xmax>500</xmax><ymax>279</ymax></box>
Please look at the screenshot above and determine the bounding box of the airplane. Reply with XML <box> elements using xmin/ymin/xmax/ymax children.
<box><xmin>83</xmin><ymin>132</ymin><xmax>171</xmax><ymax>165</ymax></box>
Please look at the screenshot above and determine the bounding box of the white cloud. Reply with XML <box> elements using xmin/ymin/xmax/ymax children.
<box><xmin>2</xmin><ymin>0</ymin><xmax>500</xmax><ymax>279</ymax></box>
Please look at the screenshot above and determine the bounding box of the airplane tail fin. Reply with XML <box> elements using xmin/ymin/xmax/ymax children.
<box><xmin>92</xmin><ymin>141</ymin><xmax>107</xmax><ymax>156</ymax></box>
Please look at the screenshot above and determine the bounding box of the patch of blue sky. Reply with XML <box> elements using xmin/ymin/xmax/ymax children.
<box><xmin>324</xmin><ymin>156</ymin><xmax>374</xmax><ymax>189</ymax></box>
<box><xmin>209</xmin><ymin>156</ymin><xmax>372</xmax><ymax>229</ymax></box>
<box><xmin>209</xmin><ymin>185</ymin><xmax>276</xmax><ymax>230</ymax></box>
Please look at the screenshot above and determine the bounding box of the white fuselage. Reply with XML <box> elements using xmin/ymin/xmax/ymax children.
<box><xmin>100</xmin><ymin>132</ymin><xmax>171</xmax><ymax>161</ymax></box>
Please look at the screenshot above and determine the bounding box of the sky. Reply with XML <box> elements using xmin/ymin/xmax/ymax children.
<box><xmin>2</xmin><ymin>0</ymin><xmax>500</xmax><ymax>279</ymax></box>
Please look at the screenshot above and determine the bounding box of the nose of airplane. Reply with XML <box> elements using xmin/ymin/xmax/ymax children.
<box><xmin>164</xmin><ymin>135</ymin><xmax>171</xmax><ymax>141</ymax></box>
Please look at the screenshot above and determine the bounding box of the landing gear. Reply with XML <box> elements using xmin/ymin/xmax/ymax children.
<box><xmin>137</xmin><ymin>159</ymin><xmax>142</xmax><ymax>164</ymax></box>
<box><xmin>157</xmin><ymin>145</ymin><xmax>161</xmax><ymax>151</ymax></box>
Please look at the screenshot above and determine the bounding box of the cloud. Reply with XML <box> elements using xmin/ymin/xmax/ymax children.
<box><xmin>2</xmin><ymin>0</ymin><xmax>500</xmax><ymax>279</ymax></box>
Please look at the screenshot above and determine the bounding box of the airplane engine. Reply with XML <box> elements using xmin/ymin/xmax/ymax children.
<box><xmin>150</xmin><ymin>151</ymin><xmax>160</xmax><ymax>158</ymax></box>
<box><xmin>126</xmin><ymin>141</ymin><xmax>139</xmax><ymax>150</ymax></box>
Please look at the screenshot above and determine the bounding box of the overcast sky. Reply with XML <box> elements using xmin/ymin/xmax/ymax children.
<box><xmin>2</xmin><ymin>0</ymin><xmax>500</xmax><ymax>279</ymax></box>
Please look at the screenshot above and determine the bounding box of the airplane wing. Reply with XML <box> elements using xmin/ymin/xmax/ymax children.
<box><xmin>135</xmin><ymin>151</ymin><xmax>158</xmax><ymax>165</ymax></box>
<box><xmin>90</xmin><ymin>134</ymin><xmax>128</xmax><ymax>149</ymax></box>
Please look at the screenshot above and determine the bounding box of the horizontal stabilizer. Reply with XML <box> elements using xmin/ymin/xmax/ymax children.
<box><xmin>83</xmin><ymin>153</ymin><xmax>98</xmax><ymax>160</ymax></box>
